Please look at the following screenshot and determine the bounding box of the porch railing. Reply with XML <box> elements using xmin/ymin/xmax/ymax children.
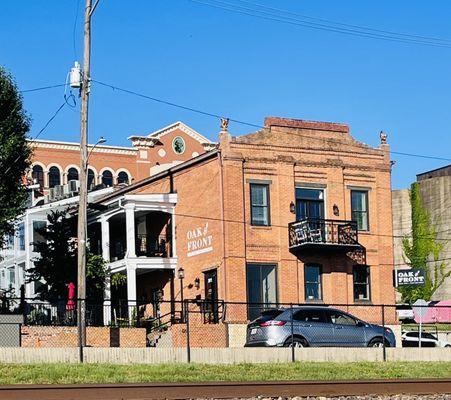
<box><xmin>136</xmin><ymin>233</ymin><xmax>171</xmax><ymax>257</ymax></box>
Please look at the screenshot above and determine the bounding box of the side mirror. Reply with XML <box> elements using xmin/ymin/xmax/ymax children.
<box><xmin>356</xmin><ymin>320</ymin><xmax>365</xmax><ymax>327</ymax></box>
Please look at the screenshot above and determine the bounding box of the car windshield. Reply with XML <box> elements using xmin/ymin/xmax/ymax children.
<box><xmin>252</xmin><ymin>309</ymin><xmax>283</xmax><ymax>324</ymax></box>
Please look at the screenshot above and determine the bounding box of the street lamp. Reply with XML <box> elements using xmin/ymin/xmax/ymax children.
<box><xmin>178</xmin><ymin>267</ymin><xmax>185</xmax><ymax>305</ymax></box>
<box><xmin>87</xmin><ymin>136</ymin><xmax>106</xmax><ymax>163</ymax></box>
<box><xmin>86</xmin><ymin>137</ymin><xmax>106</xmax><ymax>190</ymax></box>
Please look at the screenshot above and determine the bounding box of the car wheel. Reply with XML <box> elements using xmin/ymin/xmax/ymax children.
<box><xmin>284</xmin><ymin>337</ymin><xmax>308</xmax><ymax>348</ymax></box>
<box><xmin>368</xmin><ymin>338</ymin><xmax>384</xmax><ymax>348</ymax></box>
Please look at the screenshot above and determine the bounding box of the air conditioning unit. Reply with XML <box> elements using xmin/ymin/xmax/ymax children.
<box><xmin>63</xmin><ymin>184</ymin><xmax>71</xmax><ymax>197</ymax></box>
<box><xmin>54</xmin><ymin>185</ymin><xmax>64</xmax><ymax>199</ymax></box>
<box><xmin>48</xmin><ymin>188</ymin><xmax>55</xmax><ymax>202</ymax></box>
<box><xmin>68</xmin><ymin>180</ymin><xmax>80</xmax><ymax>194</ymax></box>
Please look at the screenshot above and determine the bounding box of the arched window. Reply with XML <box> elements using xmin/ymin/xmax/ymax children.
<box><xmin>48</xmin><ymin>166</ymin><xmax>61</xmax><ymax>188</ymax></box>
<box><xmin>117</xmin><ymin>171</ymin><xmax>129</xmax><ymax>185</ymax></box>
<box><xmin>87</xmin><ymin>169</ymin><xmax>95</xmax><ymax>189</ymax></box>
<box><xmin>67</xmin><ymin>167</ymin><xmax>79</xmax><ymax>182</ymax></box>
<box><xmin>32</xmin><ymin>165</ymin><xmax>44</xmax><ymax>188</ymax></box>
<box><xmin>102</xmin><ymin>170</ymin><xmax>113</xmax><ymax>187</ymax></box>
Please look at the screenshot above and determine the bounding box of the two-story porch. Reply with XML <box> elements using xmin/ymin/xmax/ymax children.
<box><xmin>88</xmin><ymin>193</ymin><xmax>177</xmax><ymax>323</ymax></box>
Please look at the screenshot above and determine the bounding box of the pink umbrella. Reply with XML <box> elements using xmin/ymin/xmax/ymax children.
<box><xmin>66</xmin><ymin>282</ymin><xmax>76</xmax><ymax>311</ymax></box>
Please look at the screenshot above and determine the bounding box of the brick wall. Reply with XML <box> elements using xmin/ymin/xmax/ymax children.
<box><xmin>126</xmin><ymin>116</ymin><xmax>396</xmax><ymax>323</ymax></box>
<box><xmin>21</xmin><ymin>326</ymin><xmax>146</xmax><ymax>348</ymax></box>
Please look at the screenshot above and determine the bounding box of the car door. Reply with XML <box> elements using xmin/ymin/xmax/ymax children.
<box><xmin>327</xmin><ymin>309</ymin><xmax>366</xmax><ymax>347</ymax></box>
<box><xmin>292</xmin><ymin>308</ymin><xmax>334</xmax><ymax>346</ymax></box>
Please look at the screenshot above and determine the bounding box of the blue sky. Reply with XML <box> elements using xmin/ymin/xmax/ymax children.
<box><xmin>1</xmin><ymin>1</ymin><xmax>451</xmax><ymax>189</ymax></box>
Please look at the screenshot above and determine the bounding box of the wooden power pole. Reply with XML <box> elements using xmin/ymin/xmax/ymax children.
<box><xmin>77</xmin><ymin>0</ymin><xmax>93</xmax><ymax>360</ymax></box>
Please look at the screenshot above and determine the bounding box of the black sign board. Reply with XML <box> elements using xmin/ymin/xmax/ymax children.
<box><xmin>395</xmin><ymin>268</ymin><xmax>426</xmax><ymax>286</ymax></box>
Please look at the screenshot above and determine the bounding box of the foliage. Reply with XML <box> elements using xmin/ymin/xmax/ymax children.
<box><xmin>0</xmin><ymin>67</ymin><xmax>31</xmax><ymax>247</ymax></box>
<box><xmin>86</xmin><ymin>254</ymin><xmax>108</xmax><ymax>301</ymax></box>
<box><xmin>111</xmin><ymin>272</ymin><xmax>126</xmax><ymax>288</ymax></box>
<box><xmin>27</xmin><ymin>210</ymin><xmax>107</xmax><ymax>302</ymax></box>
<box><xmin>398</xmin><ymin>182</ymin><xmax>450</xmax><ymax>303</ymax></box>
<box><xmin>0</xmin><ymin>362</ymin><xmax>449</xmax><ymax>384</ymax></box>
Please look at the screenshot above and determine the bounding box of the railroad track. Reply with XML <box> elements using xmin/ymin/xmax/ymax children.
<box><xmin>0</xmin><ymin>379</ymin><xmax>449</xmax><ymax>399</ymax></box>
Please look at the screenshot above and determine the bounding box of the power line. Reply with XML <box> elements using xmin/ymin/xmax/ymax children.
<box><xmin>93</xmin><ymin>79</ymin><xmax>451</xmax><ymax>162</ymax></box>
<box><xmin>189</xmin><ymin>0</ymin><xmax>451</xmax><ymax>49</ymax></box>
<box><xmin>3</xmin><ymin>102</ymin><xmax>67</xmax><ymax>174</ymax></box>
<box><xmin>19</xmin><ymin>84</ymin><xmax>68</xmax><ymax>94</ymax></box>
<box><xmin>235</xmin><ymin>0</ymin><xmax>451</xmax><ymax>44</ymax></box>
<box><xmin>92</xmin><ymin>80</ymin><xmax>262</xmax><ymax>129</ymax></box>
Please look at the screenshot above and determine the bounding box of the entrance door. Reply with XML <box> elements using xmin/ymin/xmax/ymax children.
<box><xmin>204</xmin><ymin>269</ymin><xmax>219</xmax><ymax>323</ymax></box>
<box><xmin>295</xmin><ymin>188</ymin><xmax>325</xmax><ymax>221</ymax></box>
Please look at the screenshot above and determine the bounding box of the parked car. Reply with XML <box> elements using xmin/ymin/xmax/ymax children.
<box><xmin>401</xmin><ymin>331</ymin><xmax>451</xmax><ymax>347</ymax></box>
<box><xmin>244</xmin><ymin>306</ymin><xmax>396</xmax><ymax>348</ymax></box>
<box><xmin>396</xmin><ymin>304</ymin><xmax>415</xmax><ymax>323</ymax></box>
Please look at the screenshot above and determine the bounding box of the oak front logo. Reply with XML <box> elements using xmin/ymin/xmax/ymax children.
<box><xmin>187</xmin><ymin>222</ymin><xmax>213</xmax><ymax>257</ymax></box>
<box><xmin>395</xmin><ymin>268</ymin><xmax>426</xmax><ymax>286</ymax></box>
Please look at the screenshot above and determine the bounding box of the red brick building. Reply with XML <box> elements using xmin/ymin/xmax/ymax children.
<box><xmin>27</xmin><ymin>121</ymin><xmax>215</xmax><ymax>202</ymax></box>
<box><xmin>92</xmin><ymin>116</ymin><xmax>396</xmax><ymax>324</ymax></box>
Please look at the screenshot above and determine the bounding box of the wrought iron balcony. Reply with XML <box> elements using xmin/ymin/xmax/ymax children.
<box><xmin>289</xmin><ymin>218</ymin><xmax>363</xmax><ymax>253</ymax></box>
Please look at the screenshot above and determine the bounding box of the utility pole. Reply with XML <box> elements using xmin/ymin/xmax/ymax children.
<box><xmin>77</xmin><ymin>0</ymin><xmax>93</xmax><ymax>360</ymax></box>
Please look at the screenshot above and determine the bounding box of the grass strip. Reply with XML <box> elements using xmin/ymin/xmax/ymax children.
<box><xmin>0</xmin><ymin>362</ymin><xmax>449</xmax><ymax>385</ymax></box>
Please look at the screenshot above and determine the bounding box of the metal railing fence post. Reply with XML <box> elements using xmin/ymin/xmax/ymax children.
<box><xmin>185</xmin><ymin>300</ymin><xmax>191</xmax><ymax>363</ymax></box>
<box><xmin>382</xmin><ymin>304</ymin><xmax>386</xmax><ymax>362</ymax></box>
<box><xmin>290</xmin><ymin>303</ymin><xmax>295</xmax><ymax>362</ymax></box>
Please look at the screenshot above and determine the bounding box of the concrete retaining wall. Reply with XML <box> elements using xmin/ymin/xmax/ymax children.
<box><xmin>0</xmin><ymin>347</ymin><xmax>449</xmax><ymax>364</ymax></box>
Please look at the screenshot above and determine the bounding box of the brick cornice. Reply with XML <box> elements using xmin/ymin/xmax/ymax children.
<box><xmin>264</xmin><ymin>116</ymin><xmax>349</xmax><ymax>133</ymax></box>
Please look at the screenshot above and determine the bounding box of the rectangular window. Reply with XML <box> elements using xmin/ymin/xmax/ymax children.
<box><xmin>33</xmin><ymin>221</ymin><xmax>47</xmax><ymax>252</ymax></box>
<box><xmin>8</xmin><ymin>267</ymin><xmax>15</xmax><ymax>286</ymax></box>
<box><xmin>18</xmin><ymin>223</ymin><xmax>25</xmax><ymax>251</ymax></box>
<box><xmin>304</xmin><ymin>264</ymin><xmax>322</xmax><ymax>301</ymax></box>
<box><xmin>250</xmin><ymin>184</ymin><xmax>270</xmax><ymax>226</ymax></box>
<box><xmin>351</xmin><ymin>190</ymin><xmax>369</xmax><ymax>231</ymax></box>
<box><xmin>246</xmin><ymin>263</ymin><xmax>277</xmax><ymax>320</ymax></box>
<box><xmin>353</xmin><ymin>265</ymin><xmax>371</xmax><ymax>301</ymax></box>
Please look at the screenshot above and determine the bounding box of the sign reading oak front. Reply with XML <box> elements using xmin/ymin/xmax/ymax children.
<box><xmin>187</xmin><ymin>222</ymin><xmax>213</xmax><ymax>257</ymax></box>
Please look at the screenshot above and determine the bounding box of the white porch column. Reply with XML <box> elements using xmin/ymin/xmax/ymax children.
<box><xmin>101</xmin><ymin>217</ymin><xmax>110</xmax><ymax>262</ymax></box>
<box><xmin>101</xmin><ymin>216</ymin><xmax>111</xmax><ymax>325</ymax></box>
<box><xmin>125</xmin><ymin>204</ymin><xmax>136</xmax><ymax>258</ymax></box>
<box><xmin>171</xmin><ymin>209</ymin><xmax>176</xmax><ymax>258</ymax></box>
<box><xmin>127</xmin><ymin>265</ymin><xmax>137</xmax><ymax>322</ymax></box>
<box><xmin>103</xmin><ymin>275</ymin><xmax>111</xmax><ymax>325</ymax></box>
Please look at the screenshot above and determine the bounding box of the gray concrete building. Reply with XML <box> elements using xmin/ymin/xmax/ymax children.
<box><xmin>392</xmin><ymin>165</ymin><xmax>451</xmax><ymax>301</ymax></box>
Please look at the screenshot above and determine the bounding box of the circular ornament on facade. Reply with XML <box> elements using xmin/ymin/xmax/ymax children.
<box><xmin>172</xmin><ymin>136</ymin><xmax>186</xmax><ymax>154</ymax></box>
<box><xmin>192</xmin><ymin>151</ymin><xmax>199</xmax><ymax>158</ymax></box>
<box><xmin>158</xmin><ymin>148</ymin><xmax>166</xmax><ymax>158</ymax></box>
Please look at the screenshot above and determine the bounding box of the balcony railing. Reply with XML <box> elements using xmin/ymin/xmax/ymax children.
<box><xmin>136</xmin><ymin>234</ymin><xmax>171</xmax><ymax>258</ymax></box>
<box><xmin>289</xmin><ymin>218</ymin><xmax>360</xmax><ymax>250</ymax></box>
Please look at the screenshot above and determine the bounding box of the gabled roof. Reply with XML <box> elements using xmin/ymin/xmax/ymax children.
<box><xmin>147</xmin><ymin>121</ymin><xmax>213</xmax><ymax>144</ymax></box>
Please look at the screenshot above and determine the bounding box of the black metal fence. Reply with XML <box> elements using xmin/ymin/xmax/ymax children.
<box><xmin>0</xmin><ymin>297</ymin><xmax>450</xmax><ymax>362</ymax></box>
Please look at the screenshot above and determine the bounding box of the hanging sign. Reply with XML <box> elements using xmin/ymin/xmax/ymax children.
<box><xmin>395</xmin><ymin>268</ymin><xmax>426</xmax><ymax>286</ymax></box>
<box><xmin>187</xmin><ymin>222</ymin><xmax>213</xmax><ymax>257</ymax></box>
